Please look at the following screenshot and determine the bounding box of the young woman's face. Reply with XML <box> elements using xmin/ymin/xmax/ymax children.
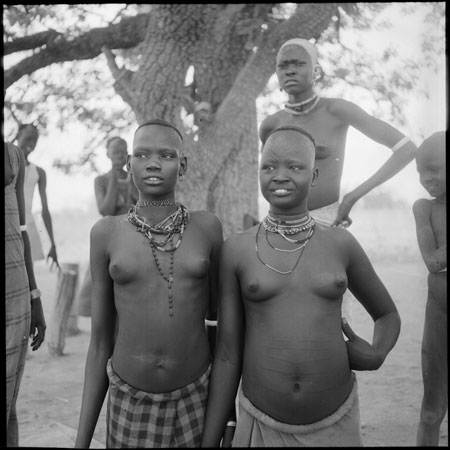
<box><xmin>259</xmin><ymin>131</ymin><xmax>317</xmax><ymax>215</ymax></box>
<box><xmin>129</xmin><ymin>125</ymin><xmax>186</xmax><ymax>198</ymax></box>
<box><xmin>416</xmin><ymin>147</ymin><xmax>446</xmax><ymax>200</ymax></box>
<box><xmin>107</xmin><ymin>139</ymin><xmax>128</xmax><ymax>168</ymax></box>
<box><xmin>17</xmin><ymin>126</ymin><xmax>39</xmax><ymax>156</ymax></box>
<box><xmin>276</xmin><ymin>45</ymin><xmax>315</xmax><ymax>95</ymax></box>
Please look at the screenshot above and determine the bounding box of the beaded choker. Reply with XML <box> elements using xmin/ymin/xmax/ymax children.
<box><xmin>137</xmin><ymin>199</ymin><xmax>176</xmax><ymax>207</ymax></box>
<box><xmin>128</xmin><ymin>203</ymin><xmax>190</xmax><ymax>316</ymax></box>
<box><xmin>255</xmin><ymin>222</ymin><xmax>315</xmax><ymax>274</ymax></box>
<box><xmin>263</xmin><ymin>212</ymin><xmax>314</xmax><ymax>237</ymax></box>
<box><xmin>285</xmin><ymin>95</ymin><xmax>320</xmax><ymax>115</ymax></box>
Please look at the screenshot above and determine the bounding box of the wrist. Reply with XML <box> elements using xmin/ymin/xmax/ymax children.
<box><xmin>30</xmin><ymin>288</ymin><xmax>42</xmax><ymax>300</ymax></box>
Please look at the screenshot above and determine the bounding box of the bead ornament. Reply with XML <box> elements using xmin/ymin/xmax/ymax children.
<box><xmin>127</xmin><ymin>203</ymin><xmax>190</xmax><ymax>316</ymax></box>
<box><xmin>137</xmin><ymin>199</ymin><xmax>176</xmax><ymax>207</ymax></box>
<box><xmin>255</xmin><ymin>222</ymin><xmax>315</xmax><ymax>275</ymax></box>
<box><xmin>285</xmin><ymin>95</ymin><xmax>320</xmax><ymax>115</ymax></box>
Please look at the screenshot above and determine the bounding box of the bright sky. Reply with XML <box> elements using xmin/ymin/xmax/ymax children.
<box><xmin>24</xmin><ymin>2</ymin><xmax>445</xmax><ymax>215</ymax></box>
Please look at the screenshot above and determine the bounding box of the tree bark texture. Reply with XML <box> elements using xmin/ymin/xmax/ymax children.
<box><xmin>47</xmin><ymin>263</ymin><xmax>79</xmax><ymax>357</ymax></box>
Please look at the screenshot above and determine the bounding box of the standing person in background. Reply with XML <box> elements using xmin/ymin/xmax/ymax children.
<box><xmin>413</xmin><ymin>131</ymin><xmax>447</xmax><ymax>446</ymax></box>
<box><xmin>77</xmin><ymin>136</ymin><xmax>138</xmax><ymax>317</ymax></box>
<box><xmin>259</xmin><ymin>38</ymin><xmax>417</xmax><ymax>321</ymax></box>
<box><xmin>5</xmin><ymin>140</ymin><xmax>46</xmax><ymax>447</ymax></box>
<box><xmin>94</xmin><ymin>136</ymin><xmax>138</xmax><ymax>217</ymax></box>
<box><xmin>75</xmin><ymin>119</ymin><xmax>223</xmax><ymax>447</ymax></box>
<box><xmin>15</xmin><ymin>123</ymin><xmax>59</xmax><ymax>269</ymax></box>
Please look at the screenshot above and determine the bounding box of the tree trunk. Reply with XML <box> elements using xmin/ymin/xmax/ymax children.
<box><xmin>109</xmin><ymin>4</ymin><xmax>340</xmax><ymax>237</ymax></box>
<box><xmin>47</xmin><ymin>263</ymin><xmax>79</xmax><ymax>357</ymax></box>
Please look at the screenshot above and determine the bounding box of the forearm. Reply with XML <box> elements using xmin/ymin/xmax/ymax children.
<box><xmin>346</xmin><ymin>143</ymin><xmax>416</xmax><ymax>205</ymax></box>
<box><xmin>21</xmin><ymin>230</ymin><xmax>38</xmax><ymax>290</ymax></box>
<box><xmin>75</xmin><ymin>345</ymin><xmax>111</xmax><ymax>448</ymax></box>
<box><xmin>423</xmin><ymin>244</ymin><xmax>447</xmax><ymax>273</ymax></box>
<box><xmin>41</xmin><ymin>210</ymin><xmax>56</xmax><ymax>246</ymax></box>
<box><xmin>98</xmin><ymin>183</ymin><xmax>119</xmax><ymax>216</ymax></box>
<box><xmin>372</xmin><ymin>310</ymin><xmax>401</xmax><ymax>364</ymax></box>
<box><xmin>201</xmin><ymin>358</ymin><xmax>241</xmax><ymax>447</ymax></box>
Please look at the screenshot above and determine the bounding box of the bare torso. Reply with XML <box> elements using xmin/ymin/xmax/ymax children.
<box><xmin>106</xmin><ymin>211</ymin><xmax>215</xmax><ymax>393</ymax></box>
<box><xmin>429</xmin><ymin>200</ymin><xmax>446</xmax><ymax>248</ymax></box>
<box><xmin>96</xmin><ymin>171</ymin><xmax>137</xmax><ymax>216</ymax></box>
<box><xmin>260</xmin><ymin>98</ymin><xmax>349</xmax><ymax>210</ymax></box>
<box><xmin>235</xmin><ymin>223</ymin><xmax>353</xmax><ymax>424</ymax></box>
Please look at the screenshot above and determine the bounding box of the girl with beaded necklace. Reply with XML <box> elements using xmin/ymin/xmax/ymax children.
<box><xmin>202</xmin><ymin>126</ymin><xmax>401</xmax><ymax>447</ymax></box>
<box><xmin>75</xmin><ymin>119</ymin><xmax>223</xmax><ymax>448</ymax></box>
<box><xmin>259</xmin><ymin>38</ymin><xmax>417</xmax><ymax>328</ymax></box>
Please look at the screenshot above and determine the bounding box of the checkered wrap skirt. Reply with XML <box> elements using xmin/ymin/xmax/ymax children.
<box><xmin>106</xmin><ymin>359</ymin><xmax>211</xmax><ymax>448</ymax></box>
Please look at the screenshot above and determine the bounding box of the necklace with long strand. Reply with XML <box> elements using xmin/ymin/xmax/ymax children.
<box><xmin>265</xmin><ymin>225</ymin><xmax>314</xmax><ymax>252</ymax></box>
<box><xmin>127</xmin><ymin>203</ymin><xmax>190</xmax><ymax>316</ymax></box>
<box><xmin>255</xmin><ymin>222</ymin><xmax>315</xmax><ymax>275</ymax></box>
<box><xmin>285</xmin><ymin>95</ymin><xmax>320</xmax><ymax>115</ymax></box>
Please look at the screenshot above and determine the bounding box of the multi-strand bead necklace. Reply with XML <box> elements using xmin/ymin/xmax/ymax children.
<box><xmin>256</xmin><ymin>212</ymin><xmax>315</xmax><ymax>274</ymax></box>
<box><xmin>127</xmin><ymin>201</ymin><xmax>190</xmax><ymax>316</ymax></box>
<box><xmin>285</xmin><ymin>94</ymin><xmax>320</xmax><ymax>116</ymax></box>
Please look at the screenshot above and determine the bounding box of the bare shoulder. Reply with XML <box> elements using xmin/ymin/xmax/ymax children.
<box><xmin>190</xmin><ymin>210</ymin><xmax>223</xmax><ymax>240</ymax></box>
<box><xmin>413</xmin><ymin>198</ymin><xmax>432</xmax><ymax>215</ymax></box>
<box><xmin>315</xmin><ymin>223</ymin><xmax>360</xmax><ymax>253</ymax></box>
<box><xmin>413</xmin><ymin>198</ymin><xmax>433</xmax><ymax>212</ymax></box>
<box><xmin>259</xmin><ymin>111</ymin><xmax>285</xmax><ymax>141</ymax></box>
<box><xmin>325</xmin><ymin>97</ymin><xmax>362</xmax><ymax>118</ymax></box>
<box><xmin>90</xmin><ymin>215</ymin><xmax>119</xmax><ymax>242</ymax></box>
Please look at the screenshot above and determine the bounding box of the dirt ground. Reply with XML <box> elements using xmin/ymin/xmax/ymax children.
<box><xmin>14</xmin><ymin>206</ymin><xmax>448</xmax><ymax>447</ymax></box>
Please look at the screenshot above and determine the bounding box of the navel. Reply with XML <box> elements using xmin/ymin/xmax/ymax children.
<box><xmin>293</xmin><ymin>382</ymin><xmax>301</xmax><ymax>392</ymax></box>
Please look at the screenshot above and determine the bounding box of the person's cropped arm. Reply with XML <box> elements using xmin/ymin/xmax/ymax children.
<box><xmin>413</xmin><ymin>199</ymin><xmax>447</xmax><ymax>272</ymax></box>
<box><xmin>95</xmin><ymin>174</ymin><xmax>120</xmax><ymax>216</ymax></box>
<box><xmin>342</xmin><ymin>230</ymin><xmax>401</xmax><ymax>370</ymax></box>
<box><xmin>205</xmin><ymin>214</ymin><xmax>224</xmax><ymax>358</ymax></box>
<box><xmin>332</xmin><ymin>100</ymin><xmax>417</xmax><ymax>226</ymax></box>
<box><xmin>201</xmin><ymin>237</ymin><xmax>245</xmax><ymax>447</ymax></box>
<box><xmin>75</xmin><ymin>219</ymin><xmax>116</xmax><ymax>448</ymax></box>
<box><xmin>37</xmin><ymin>167</ymin><xmax>59</xmax><ymax>268</ymax></box>
<box><xmin>16</xmin><ymin>149</ymin><xmax>46</xmax><ymax>350</ymax></box>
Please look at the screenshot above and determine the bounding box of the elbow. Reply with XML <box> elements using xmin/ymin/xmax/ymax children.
<box><xmin>397</xmin><ymin>145</ymin><xmax>416</xmax><ymax>165</ymax></box>
<box><xmin>427</xmin><ymin>261</ymin><xmax>444</xmax><ymax>273</ymax></box>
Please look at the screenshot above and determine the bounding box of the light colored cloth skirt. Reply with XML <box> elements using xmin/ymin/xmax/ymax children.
<box><xmin>233</xmin><ymin>375</ymin><xmax>363</xmax><ymax>447</ymax></box>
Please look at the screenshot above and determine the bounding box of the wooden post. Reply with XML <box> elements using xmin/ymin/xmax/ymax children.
<box><xmin>47</xmin><ymin>262</ymin><xmax>79</xmax><ymax>357</ymax></box>
<box><xmin>67</xmin><ymin>288</ymin><xmax>81</xmax><ymax>336</ymax></box>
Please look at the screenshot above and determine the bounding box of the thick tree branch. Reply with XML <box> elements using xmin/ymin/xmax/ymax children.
<box><xmin>102</xmin><ymin>46</ymin><xmax>138</xmax><ymax>106</ymax></box>
<box><xmin>4</xmin><ymin>29</ymin><xmax>63</xmax><ymax>55</ymax></box>
<box><xmin>4</xmin><ymin>13</ymin><xmax>150</xmax><ymax>90</ymax></box>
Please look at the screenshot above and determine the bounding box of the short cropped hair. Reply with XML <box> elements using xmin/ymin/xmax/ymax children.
<box><xmin>16</xmin><ymin>123</ymin><xmax>38</xmax><ymax>139</ymax></box>
<box><xmin>106</xmin><ymin>136</ymin><xmax>127</xmax><ymax>149</ymax></box>
<box><xmin>262</xmin><ymin>125</ymin><xmax>316</xmax><ymax>149</ymax></box>
<box><xmin>134</xmin><ymin>119</ymin><xmax>183</xmax><ymax>141</ymax></box>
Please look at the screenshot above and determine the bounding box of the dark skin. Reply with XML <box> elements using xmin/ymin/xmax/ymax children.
<box><xmin>201</xmin><ymin>130</ymin><xmax>401</xmax><ymax>446</ymax></box>
<box><xmin>4</xmin><ymin>142</ymin><xmax>46</xmax><ymax>351</ymax></box>
<box><xmin>413</xmin><ymin>133</ymin><xmax>446</xmax><ymax>446</ymax></box>
<box><xmin>17</xmin><ymin>125</ymin><xmax>59</xmax><ymax>269</ymax></box>
<box><xmin>259</xmin><ymin>44</ymin><xmax>417</xmax><ymax>227</ymax></box>
<box><xmin>75</xmin><ymin>124</ymin><xmax>223</xmax><ymax>448</ymax></box>
<box><xmin>94</xmin><ymin>138</ymin><xmax>138</xmax><ymax>216</ymax></box>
